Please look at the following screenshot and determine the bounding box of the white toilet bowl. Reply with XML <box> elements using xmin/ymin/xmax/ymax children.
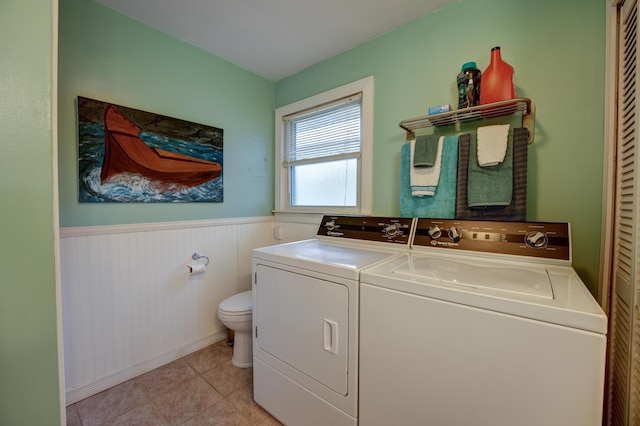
<box><xmin>218</xmin><ymin>290</ymin><xmax>253</xmax><ymax>368</ymax></box>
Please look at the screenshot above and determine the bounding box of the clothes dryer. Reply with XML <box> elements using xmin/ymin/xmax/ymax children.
<box><xmin>252</xmin><ymin>215</ymin><xmax>414</xmax><ymax>426</ymax></box>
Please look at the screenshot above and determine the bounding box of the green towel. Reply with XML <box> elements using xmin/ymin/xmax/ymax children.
<box><xmin>413</xmin><ymin>135</ymin><xmax>439</xmax><ymax>167</ymax></box>
<box><xmin>467</xmin><ymin>129</ymin><xmax>513</xmax><ymax>207</ymax></box>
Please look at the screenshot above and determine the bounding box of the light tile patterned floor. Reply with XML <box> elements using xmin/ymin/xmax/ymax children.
<box><xmin>66</xmin><ymin>340</ymin><xmax>282</xmax><ymax>425</ymax></box>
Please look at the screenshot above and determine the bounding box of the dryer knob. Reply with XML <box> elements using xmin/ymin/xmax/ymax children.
<box><xmin>384</xmin><ymin>223</ymin><xmax>400</xmax><ymax>237</ymax></box>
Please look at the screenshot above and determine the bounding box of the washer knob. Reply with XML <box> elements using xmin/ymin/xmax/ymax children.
<box><xmin>448</xmin><ymin>226</ymin><xmax>462</xmax><ymax>242</ymax></box>
<box><xmin>325</xmin><ymin>220</ymin><xmax>337</xmax><ymax>231</ymax></box>
<box><xmin>526</xmin><ymin>231</ymin><xmax>547</xmax><ymax>248</ymax></box>
<box><xmin>428</xmin><ymin>225</ymin><xmax>442</xmax><ymax>239</ymax></box>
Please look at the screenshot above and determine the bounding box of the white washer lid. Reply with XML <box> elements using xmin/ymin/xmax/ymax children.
<box><xmin>393</xmin><ymin>256</ymin><xmax>553</xmax><ymax>299</ymax></box>
<box><xmin>219</xmin><ymin>290</ymin><xmax>252</xmax><ymax>312</ymax></box>
<box><xmin>362</xmin><ymin>253</ymin><xmax>607</xmax><ymax>334</ymax></box>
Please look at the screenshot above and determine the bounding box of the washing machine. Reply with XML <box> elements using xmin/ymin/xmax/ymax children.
<box><xmin>359</xmin><ymin>218</ymin><xmax>607</xmax><ymax>426</ymax></box>
<box><xmin>252</xmin><ymin>215</ymin><xmax>415</xmax><ymax>426</ymax></box>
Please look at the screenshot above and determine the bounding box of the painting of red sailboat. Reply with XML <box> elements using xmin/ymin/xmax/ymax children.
<box><xmin>101</xmin><ymin>104</ymin><xmax>221</xmax><ymax>188</ymax></box>
<box><xmin>77</xmin><ymin>97</ymin><xmax>223</xmax><ymax>203</ymax></box>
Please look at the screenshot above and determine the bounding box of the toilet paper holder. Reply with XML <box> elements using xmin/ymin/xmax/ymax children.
<box><xmin>191</xmin><ymin>252</ymin><xmax>210</xmax><ymax>266</ymax></box>
<box><xmin>188</xmin><ymin>252</ymin><xmax>210</xmax><ymax>275</ymax></box>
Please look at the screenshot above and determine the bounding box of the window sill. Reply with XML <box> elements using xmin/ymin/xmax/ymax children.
<box><xmin>272</xmin><ymin>211</ymin><xmax>327</xmax><ymax>224</ymax></box>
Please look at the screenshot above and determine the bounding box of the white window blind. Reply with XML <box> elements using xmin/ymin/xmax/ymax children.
<box><xmin>283</xmin><ymin>94</ymin><xmax>362</xmax><ymax>166</ymax></box>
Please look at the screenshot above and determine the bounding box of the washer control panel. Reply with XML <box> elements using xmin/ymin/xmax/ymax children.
<box><xmin>413</xmin><ymin>218</ymin><xmax>570</xmax><ymax>261</ymax></box>
<box><xmin>318</xmin><ymin>215</ymin><xmax>414</xmax><ymax>246</ymax></box>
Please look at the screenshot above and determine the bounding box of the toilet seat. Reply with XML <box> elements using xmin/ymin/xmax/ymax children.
<box><xmin>218</xmin><ymin>290</ymin><xmax>252</xmax><ymax>315</ymax></box>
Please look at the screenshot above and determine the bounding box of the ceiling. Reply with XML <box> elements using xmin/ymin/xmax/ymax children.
<box><xmin>95</xmin><ymin>0</ymin><xmax>459</xmax><ymax>82</ymax></box>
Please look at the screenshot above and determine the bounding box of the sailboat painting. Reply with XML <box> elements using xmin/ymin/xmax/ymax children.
<box><xmin>77</xmin><ymin>96</ymin><xmax>223</xmax><ymax>203</ymax></box>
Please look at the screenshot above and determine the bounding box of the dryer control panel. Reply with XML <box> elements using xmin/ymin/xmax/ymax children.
<box><xmin>413</xmin><ymin>218</ymin><xmax>571</xmax><ymax>261</ymax></box>
<box><xmin>317</xmin><ymin>215</ymin><xmax>414</xmax><ymax>246</ymax></box>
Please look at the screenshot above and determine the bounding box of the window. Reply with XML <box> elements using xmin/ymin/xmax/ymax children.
<box><xmin>275</xmin><ymin>77</ymin><xmax>373</xmax><ymax>214</ymax></box>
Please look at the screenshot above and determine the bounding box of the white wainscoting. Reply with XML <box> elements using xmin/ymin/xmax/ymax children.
<box><xmin>60</xmin><ymin>217</ymin><xmax>275</xmax><ymax>404</ymax></box>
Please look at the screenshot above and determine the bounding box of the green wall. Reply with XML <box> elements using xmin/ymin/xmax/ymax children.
<box><xmin>0</xmin><ymin>0</ymin><xmax>62</xmax><ymax>425</ymax></box>
<box><xmin>58</xmin><ymin>0</ymin><xmax>275</xmax><ymax>227</ymax></box>
<box><xmin>276</xmin><ymin>0</ymin><xmax>606</xmax><ymax>295</ymax></box>
<box><xmin>58</xmin><ymin>0</ymin><xmax>606</xmax><ymax>293</ymax></box>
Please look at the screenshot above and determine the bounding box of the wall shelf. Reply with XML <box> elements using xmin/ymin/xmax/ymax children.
<box><xmin>399</xmin><ymin>98</ymin><xmax>535</xmax><ymax>143</ymax></box>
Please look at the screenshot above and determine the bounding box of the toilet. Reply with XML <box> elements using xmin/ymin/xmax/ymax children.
<box><xmin>218</xmin><ymin>290</ymin><xmax>253</xmax><ymax>368</ymax></box>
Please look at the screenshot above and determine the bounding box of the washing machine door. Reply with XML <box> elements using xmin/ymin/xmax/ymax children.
<box><xmin>254</xmin><ymin>264</ymin><xmax>349</xmax><ymax>395</ymax></box>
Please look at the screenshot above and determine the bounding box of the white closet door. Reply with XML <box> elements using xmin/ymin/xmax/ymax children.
<box><xmin>608</xmin><ymin>1</ymin><xmax>640</xmax><ymax>424</ymax></box>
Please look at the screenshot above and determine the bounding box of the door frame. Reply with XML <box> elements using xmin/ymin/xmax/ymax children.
<box><xmin>599</xmin><ymin>0</ymin><xmax>623</xmax><ymax>313</ymax></box>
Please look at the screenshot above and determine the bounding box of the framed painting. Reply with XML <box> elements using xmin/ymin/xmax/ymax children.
<box><xmin>77</xmin><ymin>96</ymin><xmax>223</xmax><ymax>203</ymax></box>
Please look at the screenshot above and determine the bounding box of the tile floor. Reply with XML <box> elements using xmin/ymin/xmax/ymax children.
<box><xmin>66</xmin><ymin>340</ymin><xmax>282</xmax><ymax>426</ymax></box>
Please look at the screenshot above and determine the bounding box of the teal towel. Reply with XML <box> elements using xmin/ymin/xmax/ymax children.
<box><xmin>413</xmin><ymin>135</ymin><xmax>439</xmax><ymax>167</ymax></box>
<box><xmin>467</xmin><ymin>129</ymin><xmax>513</xmax><ymax>207</ymax></box>
<box><xmin>400</xmin><ymin>135</ymin><xmax>458</xmax><ymax>218</ymax></box>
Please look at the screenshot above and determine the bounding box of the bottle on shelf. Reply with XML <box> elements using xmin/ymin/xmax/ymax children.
<box><xmin>479</xmin><ymin>46</ymin><xmax>516</xmax><ymax>105</ymax></box>
<box><xmin>456</xmin><ymin>62</ymin><xmax>482</xmax><ymax>109</ymax></box>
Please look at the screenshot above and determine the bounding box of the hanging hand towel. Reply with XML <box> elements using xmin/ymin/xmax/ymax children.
<box><xmin>468</xmin><ymin>129</ymin><xmax>513</xmax><ymax>207</ymax></box>
<box><xmin>410</xmin><ymin>136</ymin><xmax>444</xmax><ymax>196</ymax></box>
<box><xmin>401</xmin><ymin>135</ymin><xmax>458</xmax><ymax>218</ymax></box>
<box><xmin>477</xmin><ymin>124</ymin><xmax>510</xmax><ymax>166</ymax></box>
<box><xmin>413</xmin><ymin>134</ymin><xmax>440</xmax><ymax>167</ymax></box>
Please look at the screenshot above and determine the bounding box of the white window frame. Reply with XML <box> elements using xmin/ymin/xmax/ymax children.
<box><xmin>274</xmin><ymin>76</ymin><xmax>374</xmax><ymax>215</ymax></box>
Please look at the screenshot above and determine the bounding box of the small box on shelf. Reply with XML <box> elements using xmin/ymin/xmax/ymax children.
<box><xmin>428</xmin><ymin>104</ymin><xmax>452</xmax><ymax>115</ymax></box>
<box><xmin>428</xmin><ymin>104</ymin><xmax>454</xmax><ymax>127</ymax></box>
